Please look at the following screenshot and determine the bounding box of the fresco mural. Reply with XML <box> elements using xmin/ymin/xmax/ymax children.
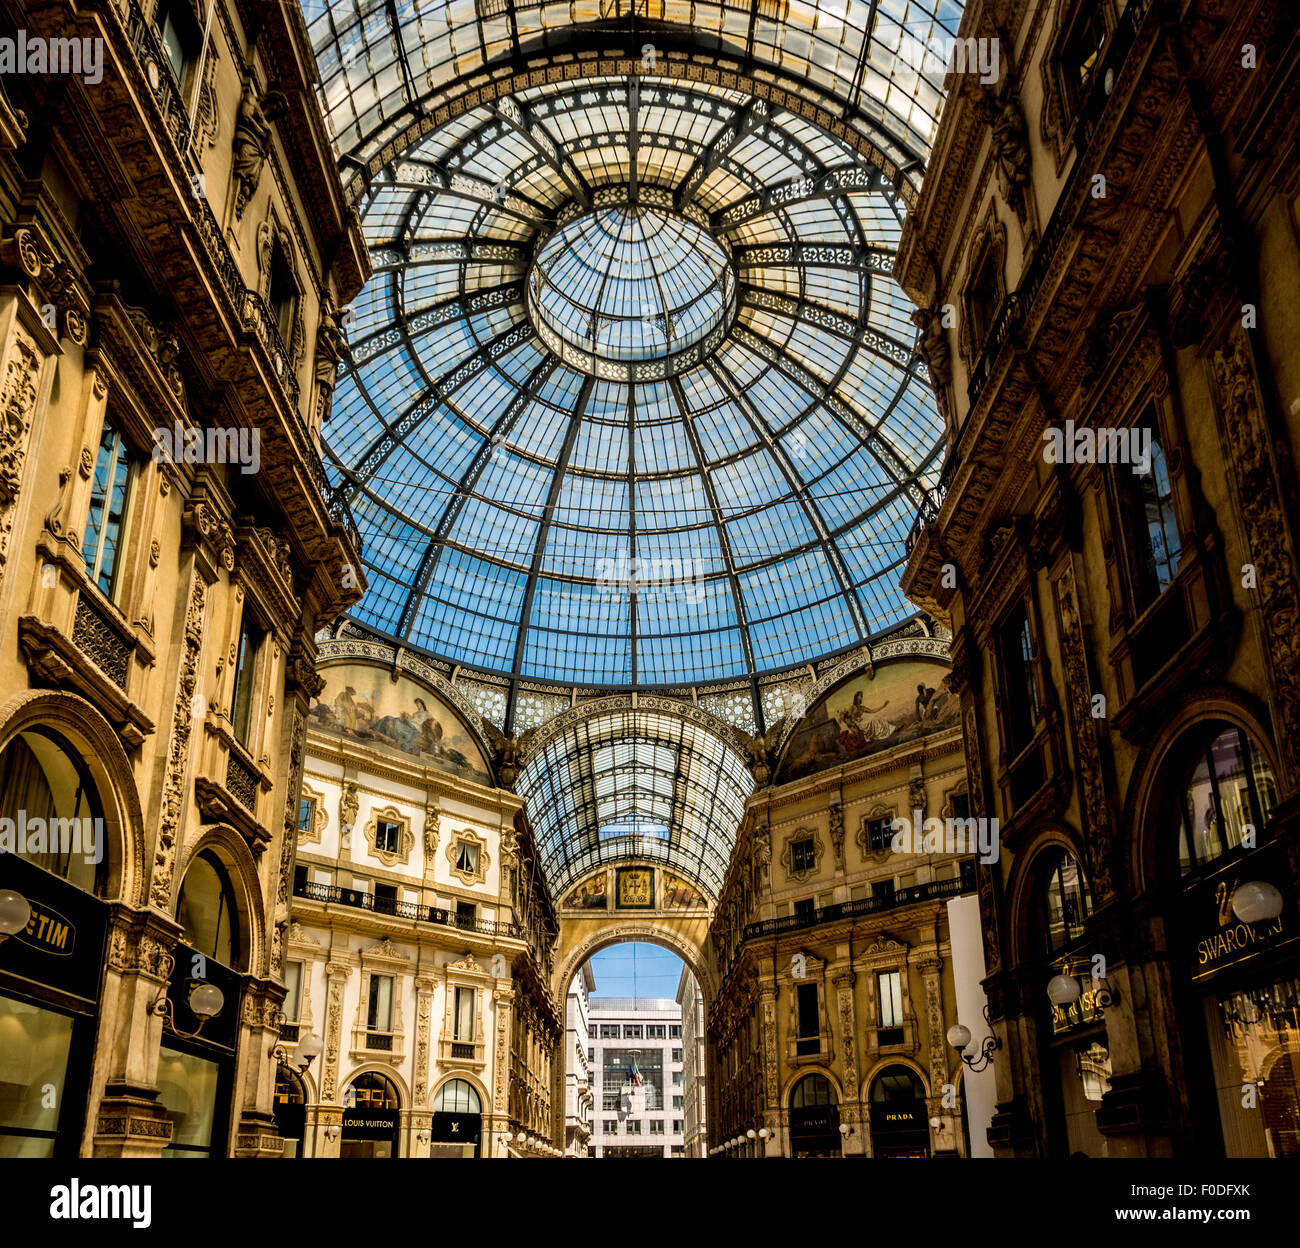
<box><xmin>662</xmin><ymin>872</ymin><xmax>706</xmax><ymax>909</ymax></box>
<box><xmin>307</xmin><ymin>665</ymin><xmax>491</xmax><ymax>784</ymax></box>
<box><xmin>565</xmin><ymin>873</ymin><xmax>609</xmax><ymax>909</ymax></box>
<box><xmin>773</xmin><ymin>662</ymin><xmax>960</xmax><ymax>784</ymax></box>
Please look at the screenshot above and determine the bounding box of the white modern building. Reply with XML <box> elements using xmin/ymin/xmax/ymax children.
<box><xmin>565</xmin><ymin>964</ymin><xmax>596</xmax><ymax>1156</ymax></box>
<box><xmin>588</xmin><ymin>998</ymin><xmax>686</xmax><ymax>1158</ymax></box>
<box><xmin>676</xmin><ymin>969</ymin><xmax>707</xmax><ymax>1158</ymax></box>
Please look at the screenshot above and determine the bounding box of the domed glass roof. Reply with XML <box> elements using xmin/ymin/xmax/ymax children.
<box><xmin>310</xmin><ymin>11</ymin><xmax>955</xmax><ymax>699</ymax></box>
<box><xmin>528</xmin><ymin>203</ymin><xmax>735</xmax><ymax>373</ymax></box>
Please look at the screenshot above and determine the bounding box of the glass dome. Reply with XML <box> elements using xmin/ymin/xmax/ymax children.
<box><xmin>308</xmin><ymin>5</ymin><xmax>958</xmax><ymax>698</ymax></box>
<box><xmin>528</xmin><ymin>202</ymin><xmax>735</xmax><ymax>375</ymax></box>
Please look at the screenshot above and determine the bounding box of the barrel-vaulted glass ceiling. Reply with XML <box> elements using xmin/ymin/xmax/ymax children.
<box><xmin>308</xmin><ymin>2</ymin><xmax>957</xmax><ymax>694</ymax></box>
<box><xmin>303</xmin><ymin>1</ymin><xmax>965</xmax><ymax>191</ymax></box>
<box><xmin>517</xmin><ymin>709</ymin><xmax>755</xmax><ymax>898</ymax></box>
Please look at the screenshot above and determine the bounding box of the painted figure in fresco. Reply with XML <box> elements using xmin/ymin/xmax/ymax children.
<box><xmin>333</xmin><ymin>685</ymin><xmax>360</xmax><ymax>730</ymax></box>
<box><xmin>374</xmin><ymin>710</ymin><xmax>420</xmax><ymax>753</ymax></box>
<box><xmin>837</xmin><ymin>690</ymin><xmax>891</xmax><ymax>752</ymax></box>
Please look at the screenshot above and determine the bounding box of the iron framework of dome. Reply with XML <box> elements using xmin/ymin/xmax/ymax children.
<box><xmin>308</xmin><ymin>0</ymin><xmax>958</xmax><ymax>722</ymax></box>
<box><xmin>517</xmin><ymin>709</ymin><xmax>755</xmax><ymax>898</ymax></box>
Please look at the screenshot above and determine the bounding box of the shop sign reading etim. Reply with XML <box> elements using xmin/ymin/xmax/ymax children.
<box><xmin>13</xmin><ymin>897</ymin><xmax>75</xmax><ymax>956</ymax></box>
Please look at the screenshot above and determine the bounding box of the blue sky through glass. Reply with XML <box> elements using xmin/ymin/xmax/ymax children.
<box><xmin>587</xmin><ymin>943</ymin><xmax>686</xmax><ymax>1001</ymax></box>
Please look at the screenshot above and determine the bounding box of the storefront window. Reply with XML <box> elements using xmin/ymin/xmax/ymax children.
<box><xmin>157</xmin><ymin>1048</ymin><xmax>221</xmax><ymax>1157</ymax></box>
<box><xmin>1040</xmin><ymin>849</ymin><xmax>1093</xmax><ymax>954</ymax></box>
<box><xmin>175</xmin><ymin>851</ymin><xmax>239</xmax><ymax>969</ymax></box>
<box><xmin>273</xmin><ymin>1067</ymin><xmax>306</xmax><ymax>1158</ymax></box>
<box><xmin>1204</xmin><ymin>978</ymin><xmax>1300</xmax><ymax>1157</ymax></box>
<box><xmin>0</xmin><ymin>997</ymin><xmax>73</xmax><ymax>1157</ymax></box>
<box><xmin>0</xmin><ymin>729</ymin><xmax>103</xmax><ymax>894</ymax></box>
<box><xmin>1177</xmin><ymin>724</ymin><xmax>1277</xmax><ymax>875</ymax></box>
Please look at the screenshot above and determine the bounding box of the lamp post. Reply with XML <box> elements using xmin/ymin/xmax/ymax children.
<box><xmin>0</xmin><ymin>890</ymin><xmax>30</xmax><ymax>945</ymax></box>
<box><xmin>947</xmin><ymin>1003</ymin><xmax>1001</xmax><ymax>1073</ymax></box>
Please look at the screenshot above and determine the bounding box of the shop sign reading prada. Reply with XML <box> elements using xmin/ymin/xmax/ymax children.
<box><xmin>1189</xmin><ymin>845</ymin><xmax>1298</xmax><ymax>983</ymax></box>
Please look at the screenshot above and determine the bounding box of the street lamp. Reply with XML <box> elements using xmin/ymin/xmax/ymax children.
<box><xmin>948</xmin><ymin>1004</ymin><xmax>1000</xmax><ymax>1072</ymax></box>
<box><xmin>0</xmin><ymin>890</ymin><xmax>30</xmax><ymax>944</ymax></box>
<box><xmin>1232</xmin><ymin>880</ymin><xmax>1284</xmax><ymax>924</ymax></box>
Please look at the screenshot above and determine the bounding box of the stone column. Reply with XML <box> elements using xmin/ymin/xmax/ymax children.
<box><xmin>91</xmin><ymin>906</ymin><xmax>182</xmax><ymax>1157</ymax></box>
<box><xmin>758</xmin><ymin>987</ymin><xmax>783</xmax><ymax>1156</ymax></box>
<box><xmin>832</xmin><ymin>971</ymin><xmax>865</xmax><ymax>1155</ymax></box>
<box><xmin>233</xmin><ymin>979</ymin><xmax>287</xmax><ymax>1157</ymax></box>
<box><xmin>490</xmin><ymin>984</ymin><xmax>513</xmax><ymax>1158</ymax></box>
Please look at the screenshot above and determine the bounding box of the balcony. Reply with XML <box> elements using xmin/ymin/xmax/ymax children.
<box><xmin>293</xmin><ymin>879</ymin><xmax>523</xmax><ymax>939</ymax></box>
<box><xmin>740</xmin><ymin>863</ymin><xmax>975</xmax><ymax>942</ymax></box>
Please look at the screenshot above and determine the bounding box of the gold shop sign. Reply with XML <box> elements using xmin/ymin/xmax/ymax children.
<box><xmin>1188</xmin><ymin>845</ymin><xmax>1299</xmax><ymax>984</ymax></box>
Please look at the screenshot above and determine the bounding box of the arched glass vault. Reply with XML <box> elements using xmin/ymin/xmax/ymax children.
<box><xmin>516</xmin><ymin>708</ymin><xmax>754</xmax><ymax>900</ymax></box>
<box><xmin>304</xmin><ymin>1</ymin><xmax>965</xmax><ymax>191</ymax></box>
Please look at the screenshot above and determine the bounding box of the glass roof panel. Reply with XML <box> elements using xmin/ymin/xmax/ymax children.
<box><xmin>322</xmin><ymin>62</ymin><xmax>946</xmax><ymax>700</ymax></box>
<box><xmin>516</xmin><ymin>710</ymin><xmax>755</xmax><ymax>898</ymax></box>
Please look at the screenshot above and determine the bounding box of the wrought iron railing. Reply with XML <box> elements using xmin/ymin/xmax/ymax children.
<box><xmin>293</xmin><ymin>879</ymin><xmax>523</xmax><ymax>938</ymax></box>
<box><xmin>124</xmin><ymin>0</ymin><xmax>192</xmax><ymax>154</ymax></box>
<box><xmin>740</xmin><ymin>861</ymin><xmax>976</xmax><ymax>942</ymax></box>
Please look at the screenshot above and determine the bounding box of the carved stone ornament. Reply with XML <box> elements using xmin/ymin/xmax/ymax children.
<box><xmin>149</xmin><ymin>575</ymin><xmax>206</xmax><ymax>908</ymax></box>
<box><xmin>338</xmin><ymin>780</ymin><xmax>359</xmax><ymax>834</ymax></box>
<box><xmin>232</xmin><ymin>85</ymin><xmax>275</xmax><ymax>220</ymax></box>
<box><xmin>0</xmin><ymin>326</ymin><xmax>42</xmax><ymax>578</ymax></box>
<box><xmin>828</xmin><ymin>802</ymin><xmax>845</xmax><ymax>865</ymax></box>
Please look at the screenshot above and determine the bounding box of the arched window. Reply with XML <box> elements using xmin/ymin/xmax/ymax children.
<box><xmin>433</xmin><ymin>1078</ymin><xmax>481</xmax><ymax>1115</ymax></box>
<box><xmin>1172</xmin><ymin>722</ymin><xmax>1277</xmax><ymax>875</ymax></box>
<box><xmin>176</xmin><ymin>851</ymin><xmax>239</xmax><ymax>968</ymax></box>
<box><xmin>871</xmin><ymin>1066</ymin><xmax>925</xmax><ymax>1104</ymax></box>
<box><xmin>790</xmin><ymin>1073</ymin><xmax>836</xmax><ymax>1109</ymax></box>
<box><xmin>344</xmin><ymin>1072</ymin><xmax>400</xmax><ymax>1110</ymax></box>
<box><xmin>0</xmin><ymin>728</ymin><xmax>104</xmax><ymax>893</ymax></box>
<box><xmin>1035</xmin><ymin>849</ymin><xmax>1093</xmax><ymax>954</ymax></box>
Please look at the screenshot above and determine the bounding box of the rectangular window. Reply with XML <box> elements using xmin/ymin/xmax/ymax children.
<box><xmin>603</xmin><ymin>1119</ymin><xmax>618</xmax><ymax>1132</ymax></box>
<box><xmin>455</xmin><ymin>841</ymin><xmax>479</xmax><ymax>874</ymax></box>
<box><xmin>796</xmin><ymin>983</ymin><xmax>819</xmax><ymax>1055</ymax></box>
<box><xmin>154</xmin><ymin>0</ymin><xmax>201</xmax><ymax>90</ymax></box>
<box><xmin>872</xmin><ymin>878</ymin><xmax>896</xmax><ymax>903</ymax></box>
<box><xmin>603</xmin><ymin>1093</ymin><xmax>620</xmax><ymax>1112</ymax></box>
<box><xmin>268</xmin><ymin>235</ymin><xmax>297</xmax><ymax>342</ymax></box>
<box><xmin>373</xmin><ymin>883</ymin><xmax>397</xmax><ymax>914</ymax></box>
<box><xmin>588</xmin><ymin>1047</ymin><xmax>595</xmax><ymax>1061</ymax></box>
<box><xmin>791</xmin><ymin>838</ymin><xmax>816</xmax><ymax>873</ymax></box>
<box><xmin>793</xmin><ymin>897</ymin><xmax>815</xmax><ymax>921</ymax></box>
<box><xmin>283</xmin><ymin>962</ymin><xmax>302</xmax><ymax>1022</ymax></box>
<box><xmin>672</xmin><ymin>1119</ymin><xmax>683</xmax><ymax>1132</ymax></box>
<box><xmin>669</xmin><ymin>1025</ymin><xmax>681</xmax><ymax>1038</ymax></box>
<box><xmin>1127</xmin><ymin>427</ymin><xmax>1182</xmax><ymax>606</ymax></box>
<box><xmin>673</xmin><ymin>1095</ymin><xmax>683</xmax><ymax>1109</ymax></box>
<box><xmin>867</xmin><ymin>816</ymin><xmax>895</xmax><ymax>853</ymax></box>
<box><xmin>456</xmin><ymin>900</ymin><xmax>477</xmax><ymax>925</ymax></box>
<box><xmin>950</xmin><ymin>792</ymin><xmax>971</xmax><ymax>822</ymax></box>
<box><xmin>453</xmin><ymin>986</ymin><xmax>474</xmax><ymax>1042</ymax></box>
<box><xmin>375</xmin><ymin>819</ymin><xmax>401</xmax><ymax>854</ymax></box>
<box><xmin>671</xmin><ymin>1071</ymin><xmax>682</xmax><ymax>1086</ymax></box>
<box><xmin>626</xmin><ymin>1120</ymin><xmax>641</xmax><ymax>1135</ymax></box>
<box><xmin>297</xmin><ymin>798</ymin><xmax>315</xmax><ymax>835</ymax></box>
<box><xmin>671</xmin><ymin>1048</ymin><xmax>682</xmax><ymax>1062</ymax></box>
<box><xmin>82</xmin><ymin>421</ymin><xmax>135</xmax><ymax>601</ymax></box>
<box><xmin>877</xmin><ymin>971</ymin><xmax>904</xmax><ymax>1028</ymax></box>
<box><xmin>600</xmin><ymin>1025</ymin><xmax>619</xmax><ymax>1039</ymax></box>
<box><xmin>649</xmin><ymin>1120</ymin><xmax>664</xmax><ymax>1135</ymax></box>
<box><xmin>999</xmin><ymin>602</ymin><xmax>1040</xmax><ymax>754</ymax></box>
<box><xmin>646</xmin><ymin>1025</ymin><xmax>666</xmax><ymax>1039</ymax></box>
<box><xmin>367</xmin><ymin>975</ymin><xmax>393</xmax><ymax>1033</ymax></box>
<box><xmin>1061</xmin><ymin>3</ymin><xmax>1110</xmax><ymax>116</ymax></box>
<box><xmin>230</xmin><ymin>615</ymin><xmax>264</xmax><ymax>748</ymax></box>
<box><xmin>623</xmin><ymin>1025</ymin><xmax>642</xmax><ymax>1039</ymax></box>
